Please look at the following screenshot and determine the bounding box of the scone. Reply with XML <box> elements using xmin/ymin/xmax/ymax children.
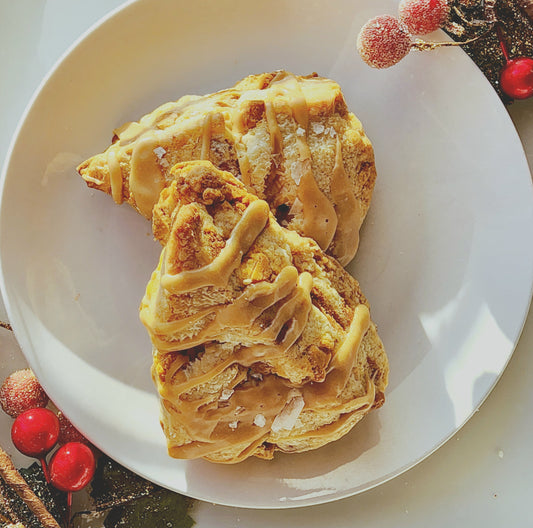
<box><xmin>140</xmin><ymin>160</ymin><xmax>388</xmax><ymax>463</ymax></box>
<box><xmin>77</xmin><ymin>71</ymin><xmax>377</xmax><ymax>265</ymax></box>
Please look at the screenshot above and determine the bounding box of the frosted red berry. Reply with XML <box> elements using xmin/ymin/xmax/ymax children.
<box><xmin>399</xmin><ymin>0</ymin><xmax>449</xmax><ymax>35</ymax></box>
<box><xmin>49</xmin><ymin>442</ymin><xmax>96</xmax><ymax>492</ymax></box>
<box><xmin>500</xmin><ymin>57</ymin><xmax>533</xmax><ymax>100</ymax></box>
<box><xmin>11</xmin><ymin>408</ymin><xmax>59</xmax><ymax>457</ymax></box>
<box><xmin>57</xmin><ymin>411</ymin><xmax>89</xmax><ymax>445</ymax></box>
<box><xmin>357</xmin><ymin>15</ymin><xmax>412</xmax><ymax>69</ymax></box>
<box><xmin>0</xmin><ymin>369</ymin><xmax>49</xmax><ymax>417</ymax></box>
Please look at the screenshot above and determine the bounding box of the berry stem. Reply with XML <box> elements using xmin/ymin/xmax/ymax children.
<box><xmin>39</xmin><ymin>456</ymin><xmax>50</xmax><ymax>483</ymax></box>
<box><xmin>411</xmin><ymin>23</ymin><xmax>495</xmax><ymax>51</ymax></box>
<box><xmin>495</xmin><ymin>23</ymin><xmax>510</xmax><ymax>63</ymax></box>
<box><xmin>66</xmin><ymin>491</ymin><xmax>72</xmax><ymax>528</ymax></box>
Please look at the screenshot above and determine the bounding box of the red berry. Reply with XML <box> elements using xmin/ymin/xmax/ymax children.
<box><xmin>399</xmin><ymin>0</ymin><xmax>449</xmax><ymax>35</ymax></box>
<box><xmin>357</xmin><ymin>15</ymin><xmax>412</xmax><ymax>69</ymax></box>
<box><xmin>11</xmin><ymin>408</ymin><xmax>59</xmax><ymax>457</ymax></box>
<box><xmin>57</xmin><ymin>411</ymin><xmax>89</xmax><ymax>446</ymax></box>
<box><xmin>49</xmin><ymin>442</ymin><xmax>95</xmax><ymax>492</ymax></box>
<box><xmin>0</xmin><ymin>369</ymin><xmax>49</xmax><ymax>417</ymax></box>
<box><xmin>500</xmin><ymin>57</ymin><xmax>533</xmax><ymax>100</ymax></box>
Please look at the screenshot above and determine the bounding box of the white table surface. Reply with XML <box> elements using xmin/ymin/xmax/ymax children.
<box><xmin>1</xmin><ymin>1</ymin><xmax>532</xmax><ymax>526</ymax></box>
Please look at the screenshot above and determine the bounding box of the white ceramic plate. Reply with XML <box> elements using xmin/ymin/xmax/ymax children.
<box><xmin>1</xmin><ymin>0</ymin><xmax>532</xmax><ymax>509</ymax></box>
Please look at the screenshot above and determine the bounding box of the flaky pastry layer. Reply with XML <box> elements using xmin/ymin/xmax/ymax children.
<box><xmin>77</xmin><ymin>71</ymin><xmax>377</xmax><ymax>265</ymax></box>
<box><xmin>140</xmin><ymin>161</ymin><xmax>388</xmax><ymax>463</ymax></box>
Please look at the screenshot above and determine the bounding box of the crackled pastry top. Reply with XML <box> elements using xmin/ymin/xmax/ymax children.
<box><xmin>77</xmin><ymin>71</ymin><xmax>377</xmax><ymax>265</ymax></box>
<box><xmin>140</xmin><ymin>161</ymin><xmax>388</xmax><ymax>463</ymax></box>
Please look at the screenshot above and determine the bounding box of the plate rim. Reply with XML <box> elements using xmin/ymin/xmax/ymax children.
<box><xmin>1</xmin><ymin>0</ymin><xmax>533</xmax><ymax>509</ymax></box>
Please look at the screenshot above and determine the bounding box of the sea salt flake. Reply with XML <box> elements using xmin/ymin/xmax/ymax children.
<box><xmin>228</xmin><ymin>420</ymin><xmax>239</xmax><ymax>430</ymax></box>
<box><xmin>159</xmin><ymin>158</ymin><xmax>170</xmax><ymax>168</ymax></box>
<box><xmin>253</xmin><ymin>414</ymin><xmax>266</xmax><ymax>427</ymax></box>
<box><xmin>290</xmin><ymin>164</ymin><xmax>304</xmax><ymax>185</ymax></box>
<box><xmin>250</xmin><ymin>371</ymin><xmax>263</xmax><ymax>381</ymax></box>
<box><xmin>153</xmin><ymin>146</ymin><xmax>167</xmax><ymax>159</ymax></box>
<box><xmin>288</xmin><ymin>197</ymin><xmax>303</xmax><ymax>215</ymax></box>
<box><xmin>325</xmin><ymin>127</ymin><xmax>337</xmax><ymax>138</ymax></box>
<box><xmin>220</xmin><ymin>388</ymin><xmax>234</xmax><ymax>401</ymax></box>
<box><xmin>296</xmin><ymin>126</ymin><xmax>306</xmax><ymax>137</ymax></box>
<box><xmin>271</xmin><ymin>390</ymin><xmax>305</xmax><ymax>433</ymax></box>
<box><xmin>311</xmin><ymin>123</ymin><xmax>325</xmax><ymax>135</ymax></box>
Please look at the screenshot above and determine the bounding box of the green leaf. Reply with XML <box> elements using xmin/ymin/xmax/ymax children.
<box><xmin>90</xmin><ymin>454</ymin><xmax>156</xmax><ymax>507</ymax></box>
<box><xmin>103</xmin><ymin>488</ymin><xmax>194</xmax><ymax>528</ymax></box>
<box><xmin>89</xmin><ymin>455</ymin><xmax>194</xmax><ymax>528</ymax></box>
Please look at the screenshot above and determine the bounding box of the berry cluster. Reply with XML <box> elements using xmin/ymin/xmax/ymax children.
<box><xmin>399</xmin><ymin>0</ymin><xmax>450</xmax><ymax>35</ymax></box>
<box><xmin>1</xmin><ymin>369</ymin><xmax>95</xmax><ymax>527</ymax></box>
<box><xmin>357</xmin><ymin>0</ymin><xmax>449</xmax><ymax>68</ymax></box>
<box><xmin>356</xmin><ymin>0</ymin><xmax>533</xmax><ymax>100</ymax></box>
<box><xmin>496</xmin><ymin>24</ymin><xmax>533</xmax><ymax>100</ymax></box>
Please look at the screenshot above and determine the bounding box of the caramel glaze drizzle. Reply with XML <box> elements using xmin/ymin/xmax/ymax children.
<box><xmin>154</xmin><ymin>303</ymin><xmax>373</xmax><ymax>462</ymax></box>
<box><xmin>129</xmin><ymin>132</ymin><xmax>166</xmax><ymax>218</ymax></box>
<box><xmin>149</xmin><ymin>266</ymin><xmax>312</xmax><ymax>354</ymax></box>
<box><xmin>263</xmin><ymin>72</ymin><xmax>338</xmax><ymax>252</ymax></box>
<box><xmin>230</xmin><ymin>106</ymin><xmax>252</xmax><ymax>187</ymax></box>
<box><xmin>110</xmin><ymin>95</ymin><xmax>225</xmax><ymax>218</ymax></box>
<box><xmin>143</xmin><ymin>195</ymin><xmax>375</xmax><ymax>461</ymax></box>
<box><xmin>98</xmin><ymin>72</ymin><xmax>361</xmax><ymax>263</ymax></box>
<box><xmin>106</xmin><ymin>149</ymin><xmax>123</xmax><ymax>204</ymax></box>
<box><xmin>160</xmin><ymin>200</ymin><xmax>270</xmax><ymax>293</ymax></box>
<box><xmin>330</xmin><ymin>136</ymin><xmax>363</xmax><ymax>266</ymax></box>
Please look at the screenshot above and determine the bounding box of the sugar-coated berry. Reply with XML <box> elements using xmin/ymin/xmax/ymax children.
<box><xmin>57</xmin><ymin>411</ymin><xmax>89</xmax><ymax>445</ymax></box>
<box><xmin>11</xmin><ymin>408</ymin><xmax>59</xmax><ymax>457</ymax></box>
<box><xmin>49</xmin><ymin>442</ymin><xmax>95</xmax><ymax>492</ymax></box>
<box><xmin>398</xmin><ymin>0</ymin><xmax>449</xmax><ymax>35</ymax></box>
<box><xmin>500</xmin><ymin>57</ymin><xmax>533</xmax><ymax>100</ymax></box>
<box><xmin>357</xmin><ymin>15</ymin><xmax>412</xmax><ymax>69</ymax></box>
<box><xmin>0</xmin><ymin>369</ymin><xmax>49</xmax><ymax>417</ymax></box>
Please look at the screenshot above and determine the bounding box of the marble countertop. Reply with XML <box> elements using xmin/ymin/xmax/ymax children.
<box><xmin>1</xmin><ymin>1</ymin><xmax>532</xmax><ymax>526</ymax></box>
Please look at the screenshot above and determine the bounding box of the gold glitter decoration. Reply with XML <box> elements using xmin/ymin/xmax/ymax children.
<box><xmin>444</xmin><ymin>0</ymin><xmax>533</xmax><ymax>103</ymax></box>
<box><xmin>516</xmin><ymin>0</ymin><xmax>533</xmax><ymax>20</ymax></box>
<box><xmin>458</xmin><ymin>0</ymin><xmax>482</xmax><ymax>7</ymax></box>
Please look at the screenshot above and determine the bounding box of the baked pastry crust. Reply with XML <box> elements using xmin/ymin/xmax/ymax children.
<box><xmin>140</xmin><ymin>161</ymin><xmax>388</xmax><ymax>463</ymax></box>
<box><xmin>77</xmin><ymin>71</ymin><xmax>377</xmax><ymax>265</ymax></box>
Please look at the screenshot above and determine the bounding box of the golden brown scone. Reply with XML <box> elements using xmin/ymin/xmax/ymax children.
<box><xmin>78</xmin><ymin>71</ymin><xmax>377</xmax><ymax>265</ymax></box>
<box><xmin>140</xmin><ymin>161</ymin><xmax>388</xmax><ymax>463</ymax></box>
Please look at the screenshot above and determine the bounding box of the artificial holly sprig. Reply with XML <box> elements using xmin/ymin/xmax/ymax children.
<box><xmin>496</xmin><ymin>22</ymin><xmax>533</xmax><ymax>99</ymax></box>
<box><xmin>1</xmin><ymin>369</ymin><xmax>96</xmax><ymax>528</ymax></box>
<box><xmin>0</xmin><ymin>368</ymin><xmax>196</xmax><ymax>528</ymax></box>
<box><xmin>357</xmin><ymin>0</ymin><xmax>494</xmax><ymax>68</ymax></box>
<box><xmin>11</xmin><ymin>408</ymin><xmax>60</xmax><ymax>482</ymax></box>
<box><xmin>49</xmin><ymin>443</ymin><xmax>95</xmax><ymax>528</ymax></box>
<box><xmin>357</xmin><ymin>0</ymin><xmax>533</xmax><ymax>100</ymax></box>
